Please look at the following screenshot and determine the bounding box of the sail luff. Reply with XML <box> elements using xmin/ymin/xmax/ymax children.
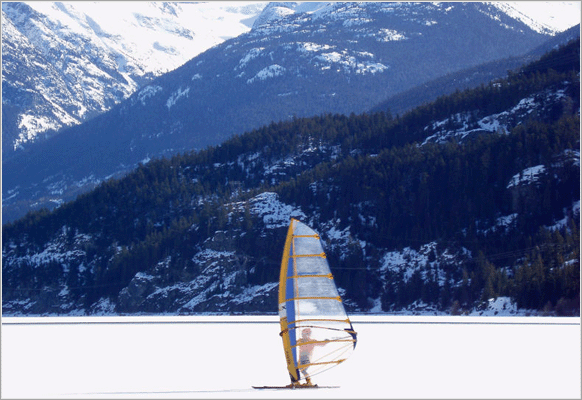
<box><xmin>278</xmin><ymin>219</ymin><xmax>295</xmax><ymax>305</ymax></box>
<box><xmin>279</xmin><ymin>218</ymin><xmax>300</xmax><ymax>383</ymax></box>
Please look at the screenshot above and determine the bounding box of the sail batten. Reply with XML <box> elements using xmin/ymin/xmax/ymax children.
<box><xmin>288</xmin><ymin>296</ymin><xmax>342</xmax><ymax>301</ymax></box>
<box><xmin>289</xmin><ymin>273</ymin><xmax>333</xmax><ymax>279</ymax></box>
<box><xmin>288</xmin><ymin>318</ymin><xmax>351</xmax><ymax>324</ymax></box>
<box><xmin>278</xmin><ymin>218</ymin><xmax>357</xmax><ymax>386</ymax></box>
<box><xmin>291</xmin><ymin>253</ymin><xmax>326</xmax><ymax>258</ymax></box>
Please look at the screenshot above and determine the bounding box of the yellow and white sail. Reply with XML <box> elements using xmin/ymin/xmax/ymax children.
<box><xmin>278</xmin><ymin>218</ymin><xmax>357</xmax><ymax>386</ymax></box>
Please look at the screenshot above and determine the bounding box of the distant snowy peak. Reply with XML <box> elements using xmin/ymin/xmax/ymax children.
<box><xmin>251</xmin><ymin>1</ymin><xmax>575</xmax><ymax>35</ymax></box>
<box><xmin>251</xmin><ymin>1</ymin><xmax>331</xmax><ymax>28</ymax></box>
<box><xmin>252</xmin><ymin>2</ymin><xmax>297</xmax><ymax>27</ymax></box>
<box><xmin>22</xmin><ymin>1</ymin><xmax>266</xmax><ymax>76</ymax></box>
<box><xmin>490</xmin><ymin>1</ymin><xmax>580</xmax><ymax>34</ymax></box>
<box><xmin>1</xmin><ymin>1</ymin><xmax>266</xmax><ymax>154</ymax></box>
<box><xmin>489</xmin><ymin>2</ymin><xmax>556</xmax><ymax>34</ymax></box>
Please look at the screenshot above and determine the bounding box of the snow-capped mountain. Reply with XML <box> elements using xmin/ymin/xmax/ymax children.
<box><xmin>1</xmin><ymin>1</ymin><xmax>266</xmax><ymax>157</ymax></box>
<box><xmin>2</xmin><ymin>1</ymin><xmax>576</xmax><ymax>160</ymax></box>
<box><xmin>5</xmin><ymin>1</ymin><xmax>569</xmax><ymax>224</ymax></box>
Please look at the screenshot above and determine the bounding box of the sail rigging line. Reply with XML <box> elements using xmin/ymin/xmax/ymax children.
<box><xmin>281</xmin><ymin>325</ymin><xmax>357</xmax><ymax>337</ymax></box>
<box><xmin>297</xmin><ymin>359</ymin><xmax>346</xmax><ymax>369</ymax></box>
<box><xmin>291</xmin><ymin>338</ymin><xmax>356</xmax><ymax>349</ymax></box>
<box><xmin>280</xmin><ymin>321</ymin><xmax>355</xmax><ymax>335</ymax></box>
<box><xmin>289</xmin><ymin>273</ymin><xmax>333</xmax><ymax>279</ymax></box>
<box><xmin>297</xmin><ymin>343</ymin><xmax>354</xmax><ymax>375</ymax></box>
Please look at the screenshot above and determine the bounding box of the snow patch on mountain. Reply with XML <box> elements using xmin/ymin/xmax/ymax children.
<box><xmin>246</xmin><ymin>192</ymin><xmax>306</xmax><ymax>229</ymax></box>
<box><xmin>357</xmin><ymin>61</ymin><xmax>389</xmax><ymax>75</ymax></box>
<box><xmin>247</xmin><ymin>64</ymin><xmax>286</xmax><ymax>84</ymax></box>
<box><xmin>422</xmin><ymin>86</ymin><xmax>570</xmax><ymax>145</ymax></box>
<box><xmin>471</xmin><ymin>296</ymin><xmax>519</xmax><ymax>315</ymax></box>
<box><xmin>380</xmin><ymin>242</ymin><xmax>472</xmax><ymax>286</ymax></box>
<box><xmin>14</xmin><ymin>115</ymin><xmax>65</xmax><ymax>150</ymax></box>
<box><xmin>506</xmin><ymin>147</ymin><xmax>579</xmax><ymax>191</ymax></box>
<box><xmin>342</xmin><ymin>16</ymin><xmax>373</xmax><ymax>27</ymax></box>
<box><xmin>136</xmin><ymin>85</ymin><xmax>163</xmax><ymax>107</ymax></box>
<box><xmin>558</xmin><ymin>200</ymin><xmax>580</xmax><ymax>229</ymax></box>
<box><xmin>296</xmin><ymin>41</ymin><xmax>334</xmax><ymax>53</ymax></box>
<box><xmin>314</xmin><ymin>50</ymin><xmax>388</xmax><ymax>75</ymax></box>
<box><xmin>324</xmin><ymin>223</ymin><xmax>357</xmax><ymax>257</ymax></box>
<box><xmin>563</xmin><ymin>149</ymin><xmax>580</xmax><ymax>167</ymax></box>
<box><xmin>154</xmin><ymin>246</ymin><xmax>277</xmax><ymax>313</ymax></box>
<box><xmin>507</xmin><ymin>165</ymin><xmax>547</xmax><ymax>188</ymax></box>
<box><xmin>237</xmin><ymin>47</ymin><xmax>265</xmax><ymax>70</ymax></box>
<box><xmin>476</xmin><ymin>213</ymin><xmax>520</xmax><ymax>237</ymax></box>
<box><xmin>3</xmin><ymin>228</ymin><xmax>92</xmax><ymax>275</ymax></box>
<box><xmin>166</xmin><ymin>87</ymin><xmax>190</xmax><ymax>109</ymax></box>
<box><xmin>375</xmin><ymin>28</ymin><xmax>407</xmax><ymax>42</ymax></box>
<box><xmin>230</xmin><ymin>282</ymin><xmax>279</xmax><ymax>305</ymax></box>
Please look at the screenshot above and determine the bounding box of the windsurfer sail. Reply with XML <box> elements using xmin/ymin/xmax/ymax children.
<box><xmin>278</xmin><ymin>218</ymin><xmax>357</xmax><ymax>388</ymax></box>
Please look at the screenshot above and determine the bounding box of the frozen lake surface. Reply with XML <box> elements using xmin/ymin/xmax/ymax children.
<box><xmin>2</xmin><ymin>315</ymin><xmax>580</xmax><ymax>399</ymax></box>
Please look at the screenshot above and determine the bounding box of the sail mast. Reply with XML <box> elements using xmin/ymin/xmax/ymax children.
<box><xmin>279</xmin><ymin>218</ymin><xmax>299</xmax><ymax>383</ymax></box>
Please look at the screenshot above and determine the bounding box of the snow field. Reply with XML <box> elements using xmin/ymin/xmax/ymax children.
<box><xmin>1</xmin><ymin>315</ymin><xmax>580</xmax><ymax>399</ymax></box>
<box><xmin>24</xmin><ymin>2</ymin><xmax>266</xmax><ymax>75</ymax></box>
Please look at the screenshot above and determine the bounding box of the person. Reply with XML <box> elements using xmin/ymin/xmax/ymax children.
<box><xmin>296</xmin><ymin>327</ymin><xmax>325</xmax><ymax>385</ymax></box>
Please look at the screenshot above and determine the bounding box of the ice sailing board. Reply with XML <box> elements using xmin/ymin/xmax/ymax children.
<box><xmin>277</xmin><ymin>218</ymin><xmax>357</xmax><ymax>387</ymax></box>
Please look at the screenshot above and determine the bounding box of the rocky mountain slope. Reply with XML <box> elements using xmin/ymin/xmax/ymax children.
<box><xmin>3</xmin><ymin>39</ymin><xmax>579</xmax><ymax>316</ymax></box>
<box><xmin>2</xmin><ymin>2</ymin><xmax>562</xmax><ymax>223</ymax></box>
<box><xmin>371</xmin><ymin>23</ymin><xmax>581</xmax><ymax>116</ymax></box>
<box><xmin>1</xmin><ymin>1</ymin><xmax>266</xmax><ymax>159</ymax></box>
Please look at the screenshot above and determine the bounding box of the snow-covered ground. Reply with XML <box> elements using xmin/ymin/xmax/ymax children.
<box><xmin>2</xmin><ymin>315</ymin><xmax>580</xmax><ymax>399</ymax></box>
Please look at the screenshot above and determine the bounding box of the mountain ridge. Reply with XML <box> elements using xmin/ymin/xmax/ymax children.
<box><xmin>371</xmin><ymin>23</ymin><xmax>581</xmax><ymax>116</ymax></box>
<box><xmin>3</xmin><ymin>1</ymin><xmax>564</xmax><ymax>223</ymax></box>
